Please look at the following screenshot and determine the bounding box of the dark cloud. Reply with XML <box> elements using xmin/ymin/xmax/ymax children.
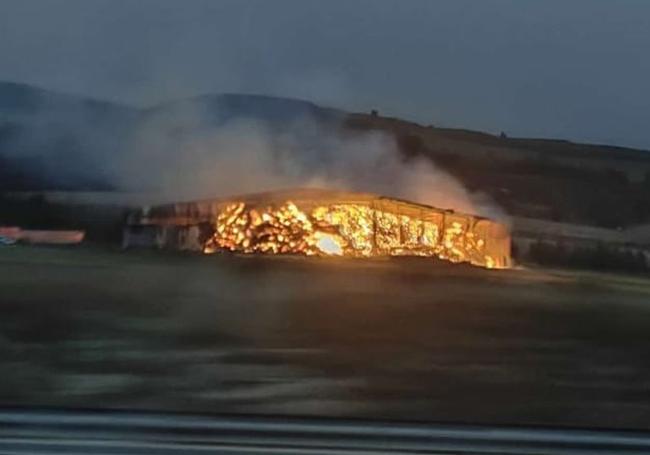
<box><xmin>1</xmin><ymin>0</ymin><xmax>650</xmax><ymax>148</ymax></box>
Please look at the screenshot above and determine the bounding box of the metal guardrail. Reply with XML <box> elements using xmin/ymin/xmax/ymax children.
<box><xmin>2</xmin><ymin>409</ymin><xmax>650</xmax><ymax>454</ymax></box>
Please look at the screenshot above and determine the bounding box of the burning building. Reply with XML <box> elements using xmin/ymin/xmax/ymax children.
<box><xmin>123</xmin><ymin>188</ymin><xmax>512</xmax><ymax>269</ymax></box>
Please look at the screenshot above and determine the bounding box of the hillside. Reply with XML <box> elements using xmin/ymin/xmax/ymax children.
<box><xmin>1</xmin><ymin>81</ymin><xmax>650</xmax><ymax>227</ymax></box>
<box><xmin>0</xmin><ymin>82</ymin><xmax>136</xmax><ymax>190</ymax></box>
<box><xmin>147</xmin><ymin>93</ymin><xmax>344</xmax><ymax>126</ymax></box>
<box><xmin>345</xmin><ymin>113</ymin><xmax>650</xmax><ymax>227</ymax></box>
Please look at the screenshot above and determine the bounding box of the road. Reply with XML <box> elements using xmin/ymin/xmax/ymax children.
<box><xmin>1</xmin><ymin>245</ymin><xmax>650</xmax><ymax>430</ymax></box>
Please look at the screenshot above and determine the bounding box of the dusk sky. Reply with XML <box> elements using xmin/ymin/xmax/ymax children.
<box><xmin>1</xmin><ymin>0</ymin><xmax>649</xmax><ymax>149</ymax></box>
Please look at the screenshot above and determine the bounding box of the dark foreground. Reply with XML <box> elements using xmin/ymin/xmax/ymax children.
<box><xmin>1</xmin><ymin>246</ymin><xmax>650</xmax><ymax>430</ymax></box>
<box><xmin>4</xmin><ymin>409</ymin><xmax>650</xmax><ymax>455</ymax></box>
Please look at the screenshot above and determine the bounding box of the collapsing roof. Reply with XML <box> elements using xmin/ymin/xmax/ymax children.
<box><xmin>124</xmin><ymin>188</ymin><xmax>512</xmax><ymax>269</ymax></box>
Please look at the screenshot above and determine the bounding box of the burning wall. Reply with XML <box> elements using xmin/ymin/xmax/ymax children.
<box><xmin>125</xmin><ymin>189</ymin><xmax>511</xmax><ymax>269</ymax></box>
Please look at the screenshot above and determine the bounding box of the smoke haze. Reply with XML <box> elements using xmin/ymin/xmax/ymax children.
<box><xmin>119</xmin><ymin>106</ymin><xmax>505</xmax><ymax>220</ymax></box>
<box><xmin>0</xmin><ymin>81</ymin><xmax>506</xmax><ymax>220</ymax></box>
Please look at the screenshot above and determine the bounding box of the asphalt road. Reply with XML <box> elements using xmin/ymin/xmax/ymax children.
<box><xmin>1</xmin><ymin>246</ymin><xmax>650</xmax><ymax>430</ymax></box>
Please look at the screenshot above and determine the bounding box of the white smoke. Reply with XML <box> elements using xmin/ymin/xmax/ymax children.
<box><xmin>118</xmin><ymin>104</ymin><xmax>506</xmax><ymax>221</ymax></box>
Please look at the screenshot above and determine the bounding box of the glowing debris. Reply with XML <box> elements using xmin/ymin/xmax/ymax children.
<box><xmin>201</xmin><ymin>199</ymin><xmax>509</xmax><ymax>268</ymax></box>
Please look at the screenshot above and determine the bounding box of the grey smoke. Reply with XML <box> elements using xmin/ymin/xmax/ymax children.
<box><xmin>0</xmin><ymin>85</ymin><xmax>134</xmax><ymax>189</ymax></box>
<box><xmin>0</xmin><ymin>81</ymin><xmax>506</xmax><ymax>219</ymax></box>
<box><xmin>118</xmin><ymin>105</ymin><xmax>506</xmax><ymax>220</ymax></box>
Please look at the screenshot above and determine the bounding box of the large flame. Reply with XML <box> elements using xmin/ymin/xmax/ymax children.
<box><xmin>203</xmin><ymin>200</ymin><xmax>506</xmax><ymax>268</ymax></box>
<box><xmin>314</xmin><ymin>232</ymin><xmax>344</xmax><ymax>256</ymax></box>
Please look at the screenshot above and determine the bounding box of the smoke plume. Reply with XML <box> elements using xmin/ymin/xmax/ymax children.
<box><xmin>118</xmin><ymin>103</ymin><xmax>506</xmax><ymax>221</ymax></box>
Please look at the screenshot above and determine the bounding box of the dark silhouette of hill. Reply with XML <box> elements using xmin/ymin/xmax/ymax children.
<box><xmin>146</xmin><ymin>93</ymin><xmax>344</xmax><ymax>126</ymax></box>
<box><xmin>0</xmin><ymin>83</ymin><xmax>344</xmax><ymax>191</ymax></box>
<box><xmin>1</xmin><ymin>81</ymin><xmax>649</xmax><ymax>227</ymax></box>
<box><xmin>0</xmin><ymin>82</ymin><xmax>136</xmax><ymax>190</ymax></box>
<box><xmin>345</xmin><ymin>113</ymin><xmax>650</xmax><ymax>227</ymax></box>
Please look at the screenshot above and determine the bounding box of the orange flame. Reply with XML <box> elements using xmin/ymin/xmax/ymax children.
<box><xmin>203</xmin><ymin>200</ymin><xmax>507</xmax><ymax>269</ymax></box>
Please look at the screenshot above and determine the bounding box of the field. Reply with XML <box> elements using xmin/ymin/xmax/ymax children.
<box><xmin>1</xmin><ymin>245</ymin><xmax>650</xmax><ymax>430</ymax></box>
